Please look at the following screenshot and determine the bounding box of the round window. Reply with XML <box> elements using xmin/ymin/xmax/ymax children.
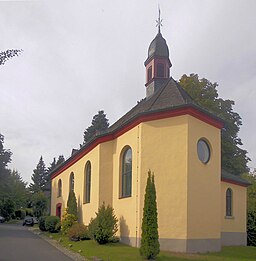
<box><xmin>197</xmin><ymin>139</ymin><xmax>211</xmax><ymax>164</ymax></box>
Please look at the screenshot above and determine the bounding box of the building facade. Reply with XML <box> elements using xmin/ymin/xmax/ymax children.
<box><xmin>51</xmin><ymin>27</ymin><xmax>250</xmax><ymax>253</ymax></box>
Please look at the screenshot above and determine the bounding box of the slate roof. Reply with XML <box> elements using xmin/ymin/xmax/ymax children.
<box><xmin>108</xmin><ymin>77</ymin><xmax>193</xmax><ymax>132</ymax></box>
<box><xmin>221</xmin><ymin>169</ymin><xmax>251</xmax><ymax>187</ymax></box>
<box><xmin>50</xmin><ymin>77</ymin><xmax>223</xmax><ymax>178</ymax></box>
<box><xmin>108</xmin><ymin>77</ymin><xmax>220</xmax><ymax>133</ymax></box>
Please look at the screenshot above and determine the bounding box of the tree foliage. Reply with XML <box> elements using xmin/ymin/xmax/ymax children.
<box><xmin>67</xmin><ymin>190</ymin><xmax>78</xmax><ymax>217</ymax></box>
<box><xmin>242</xmin><ymin>172</ymin><xmax>256</xmax><ymax>246</ymax></box>
<box><xmin>0</xmin><ymin>134</ymin><xmax>28</xmax><ymax>216</ymax></box>
<box><xmin>0</xmin><ymin>133</ymin><xmax>12</xmax><ymax>171</ymax></box>
<box><xmin>31</xmin><ymin>191</ymin><xmax>48</xmax><ymax>218</ymax></box>
<box><xmin>46</xmin><ymin>155</ymin><xmax>65</xmax><ymax>182</ymax></box>
<box><xmin>83</xmin><ymin>110</ymin><xmax>109</xmax><ymax>144</ymax></box>
<box><xmin>0</xmin><ymin>198</ymin><xmax>15</xmax><ymax>221</ymax></box>
<box><xmin>61</xmin><ymin>208</ymin><xmax>77</xmax><ymax>234</ymax></box>
<box><xmin>6</xmin><ymin>170</ymin><xmax>28</xmax><ymax>209</ymax></box>
<box><xmin>140</xmin><ymin>170</ymin><xmax>160</xmax><ymax>260</ymax></box>
<box><xmin>29</xmin><ymin>156</ymin><xmax>47</xmax><ymax>193</ymax></box>
<box><xmin>0</xmin><ymin>49</ymin><xmax>22</xmax><ymax>65</ymax></box>
<box><xmin>56</xmin><ymin>155</ymin><xmax>65</xmax><ymax>165</ymax></box>
<box><xmin>179</xmin><ymin>74</ymin><xmax>250</xmax><ymax>175</ymax></box>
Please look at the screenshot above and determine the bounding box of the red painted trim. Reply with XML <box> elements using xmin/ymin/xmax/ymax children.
<box><xmin>51</xmin><ymin>106</ymin><xmax>224</xmax><ymax>179</ymax></box>
<box><xmin>221</xmin><ymin>178</ymin><xmax>249</xmax><ymax>187</ymax></box>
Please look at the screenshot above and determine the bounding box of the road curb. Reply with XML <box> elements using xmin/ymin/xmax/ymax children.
<box><xmin>28</xmin><ymin>227</ymin><xmax>88</xmax><ymax>261</ymax></box>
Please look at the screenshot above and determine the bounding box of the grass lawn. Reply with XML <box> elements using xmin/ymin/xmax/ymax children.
<box><xmin>48</xmin><ymin>233</ymin><xmax>256</xmax><ymax>261</ymax></box>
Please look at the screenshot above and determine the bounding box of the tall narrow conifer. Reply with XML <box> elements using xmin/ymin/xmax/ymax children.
<box><xmin>67</xmin><ymin>190</ymin><xmax>78</xmax><ymax>218</ymax></box>
<box><xmin>140</xmin><ymin>170</ymin><xmax>160</xmax><ymax>259</ymax></box>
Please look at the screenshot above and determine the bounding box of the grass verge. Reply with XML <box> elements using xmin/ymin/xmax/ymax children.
<box><xmin>47</xmin><ymin>233</ymin><xmax>256</xmax><ymax>261</ymax></box>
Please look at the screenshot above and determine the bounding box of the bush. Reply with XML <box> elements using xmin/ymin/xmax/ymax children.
<box><xmin>55</xmin><ymin>221</ymin><xmax>61</xmax><ymax>232</ymax></box>
<box><xmin>61</xmin><ymin>208</ymin><xmax>77</xmax><ymax>234</ymax></box>
<box><xmin>39</xmin><ymin>216</ymin><xmax>48</xmax><ymax>231</ymax></box>
<box><xmin>45</xmin><ymin>216</ymin><xmax>60</xmax><ymax>233</ymax></box>
<box><xmin>24</xmin><ymin>208</ymin><xmax>33</xmax><ymax>217</ymax></box>
<box><xmin>15</xmin><ymin>209</ymin><xmax>26</xmax><ymax>220</ymax></box>
<box><xmin>88</xmin><ymin>217</ymin><xmax>98</xmax><ymax>239</ymax></box>
<box><xmin>67</xmin><ymin>223</ymin><xmax>90</xmax><ymax>241</ymax></box>
<box><xmin>247</xmin><ymin>210</ymin><xmax>256</xmax><ymax>246</ymax></box>
<box><xmin>88</xmin><ymin>203</ymin><xmax>118</xmax><ymax>244</ymax></box>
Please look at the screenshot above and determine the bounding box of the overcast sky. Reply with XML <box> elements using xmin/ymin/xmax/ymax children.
<box><xmin>1</xmin><ymin>0</ymin><xmax>256</xmax><ymax>183</ymax></box>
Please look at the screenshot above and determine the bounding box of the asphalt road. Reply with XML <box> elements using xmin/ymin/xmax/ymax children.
<box><xmin>0</xmin><ymin>223</ymin><xmax>73</xmax><ymax>261</ymax></box>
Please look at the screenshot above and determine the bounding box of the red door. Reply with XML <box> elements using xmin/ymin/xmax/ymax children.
<box><xmin>56</xmin><ymin>203</ymin><xmax>62</xmax><ymax>218</ymax></box>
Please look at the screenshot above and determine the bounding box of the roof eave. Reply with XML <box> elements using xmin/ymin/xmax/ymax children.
<box><xmin>50</xmin><ymin>104</ymin><xmax>224</xmax><ymax>180</ymax></box>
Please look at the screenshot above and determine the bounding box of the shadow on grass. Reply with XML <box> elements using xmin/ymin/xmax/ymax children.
<box><xmin>48</xmin><ymin>233</ymin><xmax>256</xmax><ymax>261</ymax></box>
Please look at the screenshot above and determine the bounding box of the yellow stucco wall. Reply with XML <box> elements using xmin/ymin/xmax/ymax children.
<box><xmin>112</xmin><ymin>125</ymin><xmax>141</xmax><ymax>243</ymax></box>
<box><xmin>51</xmin><ymin>146</ymin><xmax>100</xmax><ymax>225</ymax></box>
<box><xmin>187</xmin><ymin>116</ymin><xmax>221</xmax><ymax>239</ymax></box>
<box><xmin>221</xmin><ymin>182</ymin><xmax>247</xmax><ymax>233</ymax></box>
<box><xmin>139</xmin><ymin>116</ymin><xmax>189</xmax><ymax>239</ymax></box>
<box><xmin>51</xmin><ymin>111</ymin><xmax>248</xmax><ymax>250</ymax></box>
<box><xmin>99</xmin><ymin>141</ymin><xmax>114</xmax><ymax>207</ymax></box>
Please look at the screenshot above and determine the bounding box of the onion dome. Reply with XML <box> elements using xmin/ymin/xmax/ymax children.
<box><xmin>145</xmin><ymin>32</ymin><xmax>170</xmax><ymax>66</ymax></box>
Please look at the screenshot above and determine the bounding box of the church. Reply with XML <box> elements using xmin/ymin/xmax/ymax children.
<box><xmin>50</xmin><ymin>21</ymin><xmax>250</xmax><ymax>253</ymax></box>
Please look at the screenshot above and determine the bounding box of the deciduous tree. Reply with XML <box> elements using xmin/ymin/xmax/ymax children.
<box><xmin>0</xmin><ymin>49</ymin><xmax>22</xmax><ymax>65</ymax></box>
<box><xmin>179</xmin><ymin>74</ymin><xmax>250</xmax><ymax>175</ymax></box>
<box><xmin>31</xmin><ymin>191</ymin><xmax>48</xmax><ymax>218</ymax></box>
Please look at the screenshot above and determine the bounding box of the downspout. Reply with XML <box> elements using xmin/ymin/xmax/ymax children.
<box><xmin>135</xmin><ymin>125</ymin><xmax>140</xmax><ymax>247</ymax></box>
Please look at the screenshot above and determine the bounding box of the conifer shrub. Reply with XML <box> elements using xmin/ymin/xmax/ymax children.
<box><xmin>67</xmin><ymin>223</ymin><xmax>90</xmax><ymax>241</ymax></box>
<box><xmin>140</xmin><ymin>170</ymin><xmax>160</xmax><ymax>260</ymax></box>
<box><xmin>39</xmin><ymin>216</ymin><xmax>48</xmax><ymax>231</ymax></box>
<box><xmin>61</xmin><ymin>208</ymin><xmax>77</xmax><ymax>234</ymax></box>
<box><xmin>45</xmin><ymin>216</ymin><xmax>60</xmax><ymax>233</ymax></box>
<box><xmin>67</xmin><ymin>190</ymin><xmax>78</xmax><ymax>217</ymax></box>
<box><xmin>88</xmin><ymin>203</ymin><xmax>118</xmax><ymax>244</ymax></box>
<box><xmin>88</xmin><ymin>217</ymin><xmax>98</xmax><ymax>240</ymax></box>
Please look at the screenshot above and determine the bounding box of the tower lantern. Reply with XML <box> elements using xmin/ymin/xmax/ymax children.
<box><xmin>144</xmin><ymin>10</ymin><xmax>172</xmax><ymax>98</ymax></box>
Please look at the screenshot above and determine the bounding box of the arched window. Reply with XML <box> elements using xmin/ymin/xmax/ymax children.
<box><xmin>84</xmin><ymin>161</ymin><xmax>91</xmax><ymax>203</ymax></box>
<box><xmin>156</xmin><ymin>63</ymin><xmax>164</xmax><ymax>77</ymax></box>
<box><xmin>147</xmin><ymin>66</ymin><xmax>152</xmax><ymax>82</ymax></box>
<box><xmin>57</xmin><ymin>179</ymin><xmax>62</xmax><ymax>197</ymax></box>
<box><xmin>226</xmin><ymin>188</ymin><xmax>232</xmax><ymax>216</ymax></box>
<box><xmin>121</xmin><ymin>147</ymin><xmax>132</xmax><ymax>198</ymax></box>
<box><xmin>69</xmin><ymin>172</ymin><xmax>74</xmax><ymax>192</ymax></box>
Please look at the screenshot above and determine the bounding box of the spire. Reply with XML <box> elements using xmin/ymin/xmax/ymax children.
<box><xmin>156</xmin><ymin>6</ymin><xmax>163</xmax><ymax>34</ymax></box>
<box><xmin>144</xmin><ymin>8</ymin><xmax>172</xmax><ymax>98</ymax></box>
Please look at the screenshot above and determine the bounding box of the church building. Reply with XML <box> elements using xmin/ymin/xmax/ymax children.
<box><xmin>51</xmin><ymin>22</ymin><xmax>250</xmax><ymax>253</ymax></box>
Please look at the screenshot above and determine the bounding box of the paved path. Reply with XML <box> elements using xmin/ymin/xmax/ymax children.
<box><xmin>0</xmin><ymin>223</ymin><xmax>73</xmax><ymax>261</ymax></box>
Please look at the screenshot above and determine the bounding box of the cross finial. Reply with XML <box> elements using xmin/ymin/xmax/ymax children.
<box><xmin>156</xmin><ymin>6</ymin><xmax>163</xmax><ymax>33</ymax></box>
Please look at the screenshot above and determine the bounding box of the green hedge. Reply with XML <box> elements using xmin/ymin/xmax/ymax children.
<box><xmin>45</xmin><ymin>216</ymin><xmax>60</xmax><ymax>233</ymax></box>
<box><xmin>39</xmin><ymin>216</ymin><xmax>48</xmax><ymax>231</ymax></box>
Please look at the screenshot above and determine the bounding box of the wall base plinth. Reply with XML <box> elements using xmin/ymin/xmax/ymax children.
<box><xmin>120</xmin><ymin>236</ymin><xmax>221</xmax><ymax>253</ymax></box>
<box><xmin>221</xmin><ymin>232</ymin><xmax>247</xmax><ymax>246</ymax></box>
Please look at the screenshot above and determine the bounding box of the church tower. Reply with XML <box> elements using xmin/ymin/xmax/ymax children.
<box><xmin>144</xmin><ymin>11</ymin><xmax>172</xmax><ymax>98</ymax></box>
